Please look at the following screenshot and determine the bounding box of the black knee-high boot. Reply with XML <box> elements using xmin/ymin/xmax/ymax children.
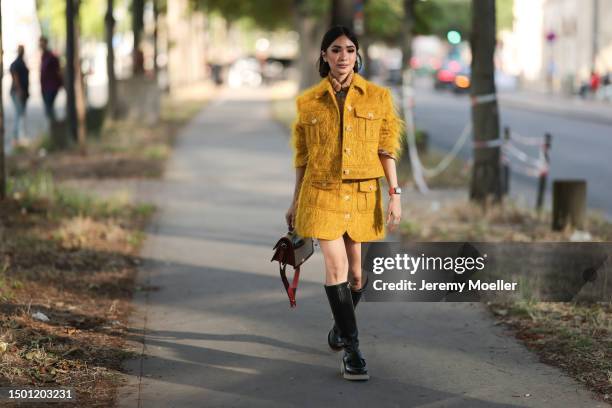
<box><xmin>324</xmin><ymin>281</ymin><xmax>369</xmax><ymax>381</ymax></box>
<box><xmin>327</xmin><ymin>277</ymin><xmax>367</xmax><ymax>351</ymax></box>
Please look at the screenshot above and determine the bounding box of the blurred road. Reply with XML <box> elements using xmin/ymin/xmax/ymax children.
<box><xmin>410</xmin><ymin>79</ymin><xmax>612</xmax><ymax>217</ymax></box>
<box><xmin>118</xmin><ymin>85</ymin><xmax>605</xmax><ymax>407</ymax></box>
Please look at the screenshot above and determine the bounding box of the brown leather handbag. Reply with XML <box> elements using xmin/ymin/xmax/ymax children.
<box><xmin>271</xmin><ymin>229</ymin><xmax>314</xmax><ymax>308</ymax></box>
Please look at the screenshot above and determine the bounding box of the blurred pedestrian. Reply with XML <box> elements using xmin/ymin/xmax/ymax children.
<box><xmin>39</xmin><ymin>36</ymin><xmax>63</xmax><ymax>121</ymax></box>
<box><xmin>589</xmin><ymin>70</ymin><xmax>601</xmax><ymax>96</ymax></box>
<box><xmin>9</xmin><ymin>45</ymin><xmax>30</xmax><ymax>145</ymax></box>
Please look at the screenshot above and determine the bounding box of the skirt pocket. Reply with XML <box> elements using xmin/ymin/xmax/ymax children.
<box><xmin>357</xmin><ymin>179</ymin><xmax>378</xmax><ymax>212</ymax></box>
<box><xmin>307</xmin><ymin>180</ymin><xmax>341</xmax><ymax>211</ymax></box>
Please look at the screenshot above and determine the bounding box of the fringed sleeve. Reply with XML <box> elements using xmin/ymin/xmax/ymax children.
<box><xmin>291</xmin><ymin>99</ymin><xmax>308</xmax><ymax>168</ymax></box>
<box><xmin>378</xmin><ymin>88</ymin><xmax>405</xmax><ymax>161</ymax></box>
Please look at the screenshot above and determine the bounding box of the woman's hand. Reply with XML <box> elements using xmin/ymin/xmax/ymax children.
<box><xmin>285</xmin><ymin>201</ymin><xmax>297</xmax><ymax>231</ymax></box>
<box><xmin>386</xmin><ymin>195</ymin><xmax>402</xmax><ymax>232</ymax></box>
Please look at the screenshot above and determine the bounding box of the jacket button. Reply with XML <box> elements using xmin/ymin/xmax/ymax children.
<box><xmin>369</xmin><ymin>186</ymin><xmax>373</xmax><ymax>191</ymax></box>
<box><xmin>344</xmin><ymin>195</ymin><xmax>350</xmax><ymax>200</ymax></box>
<box><xmin>344</xmin><ymin>147</ymin><xmax>351</xmax><ymax>154</ymax></box>
<box><xmin>347</xmin><ymin>105</ymin><xmax>353</xmax><ymax>111</ymax></box>
<box><xmin>343</xmin><ymin>169</ymin><xmax>349</xmax><ymax>175</ymax></box>
<box><xmin>344</xmin><ymin>213</ymin><xmax>351</xmax><ymax>219</ymax></box>
<box><xmin>345</xmin><ymin>125</ymin><xmax>352</xmax><ymax>131</ymax></box>
<box><xmin>311</xmin><ymin>118</ymin><xmax>317</xmax><ymax>124</ymax></box>
<box><xmin>368</xmin><ymin>112</ymin><xmax>373</xmax><ymax>118</ymax></box>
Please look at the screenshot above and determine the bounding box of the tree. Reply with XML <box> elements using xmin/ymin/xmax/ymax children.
<box><xmin>331</xmin><ymin>0</ymin><xmax>353</xmax><ymax>28</ymax></box>
<box><xmin>132</xmin><ymin>0</ymin><xmax>145</xmax><ymax>75</ymax></box>
<box><xmin>106</xmin><ymin>0</ymin><xmax>118</xmax><ymax>118</ymax></box>
<box><xmin>66</xmin><ymin>0</ymin><xmax>87</xmax><ymax>151</ymax></box>
<box><xmin>0</xmin><ymin>0</ymin><xmax>5</xmax><ymax>200</ymax></box>
<box><xmin>469</xmin><ymin>0</ymin><xmax>502</xmax><ymax>202</ymax></box>
<box><xmin>293</xmin><ymin>0</ymin><xmax>329</xmax><ymax>90</ymax></box>
<box><xmin>66</xmin><ymin>0</ymin><xmax>77</xmax><ymax>141</ymax></box>
<box><xmin>401</xmin><ymin>0</ymin><xmax>416</xmax><ymax>75</ymax></box>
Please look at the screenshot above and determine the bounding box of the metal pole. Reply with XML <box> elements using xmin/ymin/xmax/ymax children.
<box><xmin>536</xmin><ymin>133</ymin><xmax>552</xmax><ymax>211</ymax></box>
<box><xmin>503</xmin><ymin>126</ymin><xmax>510</xmax><ymax>196</ymax></box>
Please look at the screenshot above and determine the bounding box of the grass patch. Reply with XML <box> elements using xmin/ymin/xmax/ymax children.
<box><xmin>0</xmin><ymin>172</ymin><xmax>154</xmax><ymax>407</ymax></box>
<box><xmin>400</xmin><ymin>196</ymin><xmax>612</xmax><ymax>242</ymax></box>
<box><xmin>491</xmin><ymin>301</ymin><xmax>612</xmax><ymax>400</ymax></box>
<box><xmin>397</xmin><ymin>147</ymin><xmax>470</xmax><ymax>189</ymax></box>
<box><xmin>8</xmin><ymin>82</ymin><xmax>215</xmax><ymax>182</ymax></box>
<box><xmin>401</xmin><ymin>194</ymin><xmax>612</xmax><ymax>402</ymax></box>
<box><xmin>0</xmin><ymin>81</ymin><xmax>210</xmax><ymax>406</ymax></box>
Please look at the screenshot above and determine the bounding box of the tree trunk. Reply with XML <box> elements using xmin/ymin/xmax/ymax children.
<box><xmin>106</xmin><ymin>0</ymin><xmax>118</xmax><ymax>118</ymax></box>
<box><xmin>153</xmin><ymin>0</ymin><xmax>159</xmax><ymax>78</ymax></box>
<box><xmin>74</xmin><ymin>20</ymin><xmax>87</xmax><ymax>153</ymax></box>
<box><xmin>469</xmin><ymin>0</ymin><xmax>502</xmax><ymax>202</ymax></box>
<box><xmin>359</xmin><ymin>0</ymin><xmax>371</xmax><ymax>78</ymax></box>
<box><xmin>294</xmin><ymin>0</ymin><xmax>326</xmax><ymax>91</ymax></box>
<box><xmin>331</xmin><ymin>0</ymin><xmax>354</xmax><ymax>29</ymax></box>
<box><xmin>400</xmin><ymin>0</ymin><xmax>417</xmax><ymax>115</ymax></box>
<box><xmin>132</xmin><ymin>0</ymin><xmax>145</xmax><ymax>75</ymax></box>
<box><xmin>0</xmin><ymin>1</ymin><xmax>5</xmax><ymax>200</ymax></box>
<box><xmin>401</xmin><ymin>0</ymin><xmax>416</xmax><ymax>75</ymax></box>
<box><xmin>66</xmin><ymin>0</ymin><xmax>78</xmax><ymax>142</ymax></box>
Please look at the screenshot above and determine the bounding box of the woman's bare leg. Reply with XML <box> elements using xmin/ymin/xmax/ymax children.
<box><xmin>343</xmin><ymin>233</ymin><xmax>363</xmax><ymax>290</ymax></box>
<box><xmin>319</xmin><ymin>236</ymin><xmax>349</xmax><ymax>285</ymax></box>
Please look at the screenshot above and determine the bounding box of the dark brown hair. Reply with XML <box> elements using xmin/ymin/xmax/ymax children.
<box><xmin>318</xmin><ymin>25</ymin><xmax>363</xmax><ymax>78</ymax></box>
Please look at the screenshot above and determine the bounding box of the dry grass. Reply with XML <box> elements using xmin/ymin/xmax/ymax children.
<box><xmin>400</xmin><ymin>194</ymin><xmax>612</xmax><ymax>403</ymax></box>
<box><xmin>401</xmin><ymin>196</ymin><xmax>612</xmax><ymax>242</ymax></box>
<box><xmin>8</xmin><ymin>82</ymin><xmax>215</xmax><ymax>181</ymax></box>
<box><xmin>0</xmin><ymin>180</ymin><xmax>153</xmax><ymax>407</ymax></box>
<box><xmin>0</xmin><ymin>82</ymin><xmax>211</xmax><ymax>407</ymax></box>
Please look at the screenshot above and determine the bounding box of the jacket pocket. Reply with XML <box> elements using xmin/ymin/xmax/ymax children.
<box><xmin>354</xmin><ymin>106</ymin><xmax>382</xmax><ymax>141</ymax></box>
<box><xmin>300</xmin><ymin>111</ymin><xmax>327</xmax><ymax>145</ymax></box>
<box><xmin>357</xmin><ymin>179</ymin><xmax>378</xmax><ymax>212</ymax></box>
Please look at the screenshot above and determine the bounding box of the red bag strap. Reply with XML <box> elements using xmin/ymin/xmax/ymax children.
<box><xmin>279</xmin><ymin>263</ymin><xmax>301</xmax><ymax>308</ymax></box>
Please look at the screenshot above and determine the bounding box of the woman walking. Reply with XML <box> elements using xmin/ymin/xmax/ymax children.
<box><xmin>285</xmin><ymin>26</ymin><xmax>404</xmax><ymax>381</ymax></box>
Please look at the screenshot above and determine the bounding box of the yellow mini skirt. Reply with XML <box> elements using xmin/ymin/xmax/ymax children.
<box><xmin>295</xmin><ymin>177</ymin><xmax>385</xmax><ymax>242</ymax></box>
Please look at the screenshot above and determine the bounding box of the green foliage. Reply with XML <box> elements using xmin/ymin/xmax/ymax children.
<box><xmin>365</xmin><ymin>0</ymin><xmax>404</xmax><ymax>42</ymax></box>
<box><xmin>496</xmin><ymin>0</ymin><xmax>514</xmax><ymax>31</ymax></box>
<box><xmin>37</xmin><ymin>0</ymin><xmax>65</xmax><ymax>41</ymax></box>
<box><xmin>362</xmin><ymin>0</ymin><xmax>473</xmax><ymax>43</ymax></box>
<box><xmin>7</xmin><ymin>171</ymin><xmax>155</xmax><ymax>219</ymax></box>
<box><xmin>37</xmin><ymin>0</ymin><xmax>111</xmax><ymax>41</ymax></box>
<box><xmin>192</xmin><ymin>0</ymin><xmax>297</xmax><ymax>30</ymax></box>
<box><xmin>414</xmin><ymin>0</ymin><xmax>471</xmax><ymax>38</ymax></box>
<box><xmin>80</xmin><ymin>0</ymin><xmax>107</xmax><ymax>39</ymax></box>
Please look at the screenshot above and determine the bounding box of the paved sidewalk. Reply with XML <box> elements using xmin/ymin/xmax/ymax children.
<box><xmin>118</xmin><ymin>86</ymin><xmax>607</xmax><ymax>408</ymax></box>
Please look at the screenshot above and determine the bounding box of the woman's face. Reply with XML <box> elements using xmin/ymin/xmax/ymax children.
<box><xmin>322</xmin><ymin>35</ymin><xmax>357</xmax><ymax>78</ymax></box>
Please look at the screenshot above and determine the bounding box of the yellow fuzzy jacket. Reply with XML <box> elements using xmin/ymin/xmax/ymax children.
<box><xmin>291</xmin><ymin>72</ymin><xmax>404</xmax><ymax>180</ymax></box>
<box><xmin>289</xmin><ymin>73</ymin><xmax>405</xmax><ymax>241</ymax></box>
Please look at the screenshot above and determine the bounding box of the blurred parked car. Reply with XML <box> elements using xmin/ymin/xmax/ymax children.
<box><xmin>434</xmin><ymin>60</ymin><xmax>463</xmax><ymax>90</ymax></box>
<box><xmin>228</xmin><ymin>57</ymin><xmax>262</xmax><ymax>88</ymax></box>
<box><xmin>452</xmin><ymin>69</ymin><xmax>471</xmax><ymax>93</ymax></box>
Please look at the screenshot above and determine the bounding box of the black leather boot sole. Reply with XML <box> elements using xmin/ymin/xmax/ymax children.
<box><xmin>340</xmin><ymin>359</ymin><xmax>370</xmax><ymax>381</ymax></box>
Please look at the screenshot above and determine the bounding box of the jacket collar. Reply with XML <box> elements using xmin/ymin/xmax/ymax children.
<box><xmin>314</xmin><ymin>72</ymin><xmax>367</xmax><ymax>99</ymax></box>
